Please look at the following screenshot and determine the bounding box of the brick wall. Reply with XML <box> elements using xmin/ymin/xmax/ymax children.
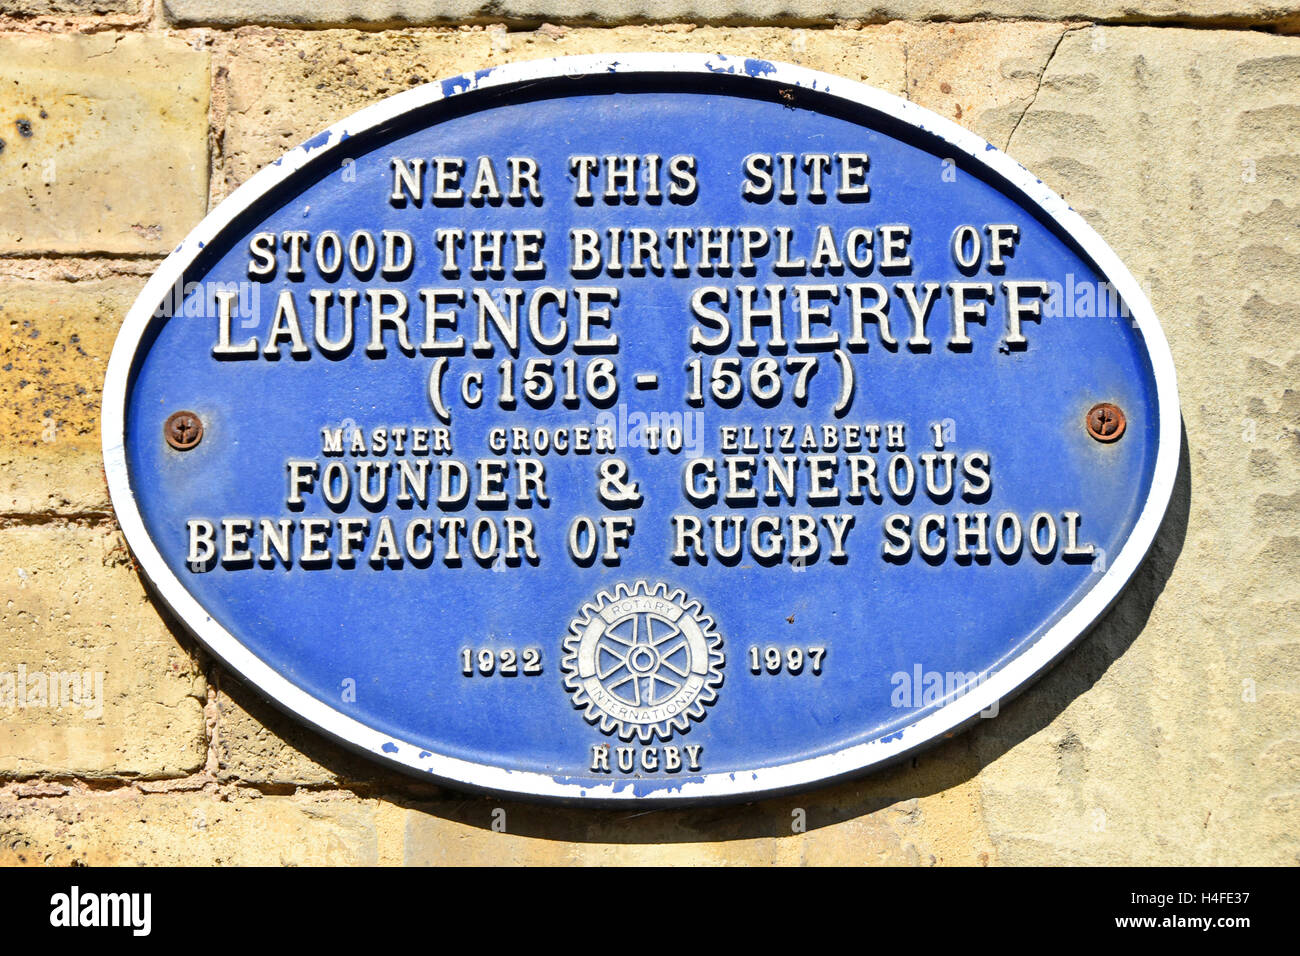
<box><xmin>1</xmin><ymin>1</ymin><xmax>1296</xmax><ymax>864</ymax></box>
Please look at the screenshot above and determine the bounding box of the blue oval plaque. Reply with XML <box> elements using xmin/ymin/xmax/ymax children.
<box><xmin>104</xmin><ymin>55</ymin><xmax>1180</xmax><ymax>802</ymax></box>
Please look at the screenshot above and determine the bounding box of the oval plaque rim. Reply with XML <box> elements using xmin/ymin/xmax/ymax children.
<box><xmin>102</xmin><ymin>53</ymin><xmax>1181</xmax><ymax>804</ymax></box>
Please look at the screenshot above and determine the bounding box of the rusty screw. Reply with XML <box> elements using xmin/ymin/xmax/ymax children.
<box><xmin>164</xmin><ymin>410</ymin><xmax>203</xmax><ymax>450</ymax></box>
<box><xmin>1085</xmin><ymin>402</ymin><xmax>1126</xmax><ymax>443</ymax></box>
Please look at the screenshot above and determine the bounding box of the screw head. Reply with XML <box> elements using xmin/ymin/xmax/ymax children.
<box><xmin>1085</xmin><ymin>403</ymin><xmax>1126</xmax><ymax>443</ymax></box>
<box><xmin>164</xmin><ymin>410</ymin><xmax>203</xmax><ymax>450</ymax></box>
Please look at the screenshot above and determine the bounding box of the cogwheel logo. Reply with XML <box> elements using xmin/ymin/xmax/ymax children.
<box><xmin>562</xmin><ymin>581</ymin><xmax>724</xmax><ymax>742</ymax></box>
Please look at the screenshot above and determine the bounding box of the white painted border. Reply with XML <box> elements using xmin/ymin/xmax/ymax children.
<box><xmin>102</xmin><ymin>53</ymin><xmax>1180</xmax><ymax>804</ymax></box>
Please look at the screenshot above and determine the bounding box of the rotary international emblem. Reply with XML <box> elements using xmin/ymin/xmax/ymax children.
<box><xmin>562</xmin><ymin>581</ymin><xmax>724</xmax><ymax>742</ymax></box>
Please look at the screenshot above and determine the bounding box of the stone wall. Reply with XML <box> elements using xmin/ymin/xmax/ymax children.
<box><xmin>1</xmin><ymin>1</ymin><xmax>1296</xmax><ymax>865</ymax></box>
